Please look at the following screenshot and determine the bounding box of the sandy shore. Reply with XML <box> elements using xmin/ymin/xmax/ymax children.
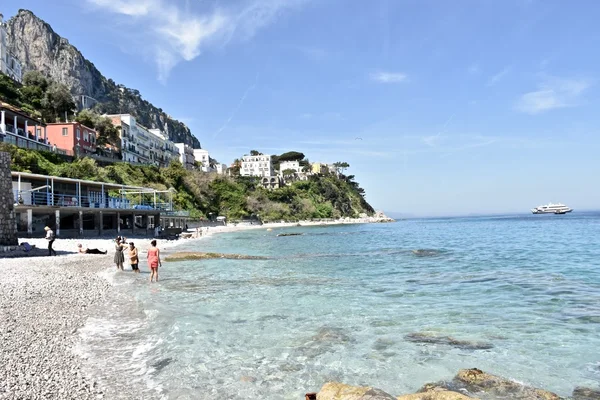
<box><xmin>0</xmin><ymin>218</ymin><xmax>386</xmax><ymax>399</ymax></box>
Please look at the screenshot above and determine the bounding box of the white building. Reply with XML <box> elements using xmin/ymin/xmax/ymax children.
<box><xmin>193</xmin><ymin>148</ymin><xmax>212</xmax><ymax>172</ymax></box>
<box><xmin>241</xmin><ymin>154</ymin><xmax>274</xmax><ymax>177</ymax></box>
<box><xmin>175</xmin><ymin>143</ymin><xmax>195</xmax><ymax>170</ymax></box>
<box><xmin>0</xmin><ymin>14</ymin><xmax>22</xmax><ymax>83</ymax></box>
<box><xmin>215</xmin><ymin>163</ymin><xmax>227</xmax><ymax>175</ymax></box>
<box><xmin>279</xmin><ymin>160</ymin><xmax>302</xmax><ymax>174</ymax></box>
<box><xmin>108</xmin><ymin>114</ymin><xmax>180</xmax><ymax>167</ymax></box>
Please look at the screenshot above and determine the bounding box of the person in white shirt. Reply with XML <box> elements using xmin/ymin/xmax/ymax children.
<box><xmin>44</xmin><ymin>226</ymin><xmax>56</xmax><ymax>256</ymax></box>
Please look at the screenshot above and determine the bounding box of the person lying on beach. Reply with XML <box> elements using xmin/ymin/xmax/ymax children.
<box><xmin>19</xmin><ymin>242</ymin><xmax>34</xmax><ymax>252</ymax></box>
<box><xmin>77</xmin><ymin>244</ymin><xmax>107</xmax><ymax>255</ymax></box>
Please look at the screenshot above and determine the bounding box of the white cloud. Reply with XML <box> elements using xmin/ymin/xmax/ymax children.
<box><xmin>516</xmin><ymin>76</ymin><xmax>591</xmax><ymax>114</ymax></box>
<box><xmin>486</xmin><ymin>65</ymin><xmax>512</xmax><ymax>86</ymax></box>
<box><xmin>468</xmin><ymin>63</ymin><xmax>480</xmax><ymax>75</ymax></box>
<box><xmin>87</xmin><ymin>0</ymin><xmax>306</xmax><ymax>82</ymax></box>
<box><xmin>370</xmin><ymin>71</ymin><xmax>408</xmax><ymax>84</ymax></box>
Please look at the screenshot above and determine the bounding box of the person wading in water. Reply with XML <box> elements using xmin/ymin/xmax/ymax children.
<box><xmin>129</xmin><ymin>242</ymin><xmax>140</xmax><ymax>273</ymax></box>
<box><xmin>147</xmin><ymin>240</ymin><xmax>162</xmax><ymax>282</ymax></box>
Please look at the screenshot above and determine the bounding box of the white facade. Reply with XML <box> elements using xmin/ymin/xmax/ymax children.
<box><xmin>241</xmin><ymin>155</ymin><xmax>274</xmax><ymax>177</ymax></box>
<box><xmin>215</xmin><ymin>163</ymin><xmax>227</xmax><ymax>175</ymax></box>
<box><xmin>109</xmin><ymin>114</ymin><xmax>180</xmax><ymax>167</ymax></box>
<box><xmin>175</xmin><ymin>143</ymin><xmax>195</xmax><ymax>170</ymax></box>
<box><xmin>193</xmin><ymin>149</ymin><xmax>211</xmax><ymax>171</ymax></box>
<box><xmin>135</xmin><ymin>124</ymin><xmax>152</xmax><ymax>164</ymax></box>
<box><xmin>279</xmin><ymin>160</ymin><xmax>302</xmax><ymax>174</ymax></box>
<box><xmin>149</xmin><ymin>128</ymin><xmax>179</xmax><ymax>167</ymax></box>
<box><xmin>0</xmin><ymin>14</ymin><xmax>22</xmax><ymax>83</ymax></box>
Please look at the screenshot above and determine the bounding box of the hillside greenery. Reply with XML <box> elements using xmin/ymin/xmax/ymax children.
<box><xmin>2</xmin><ymin>143</ymin><xmax>375</xmax><ymax>221</ymax></box>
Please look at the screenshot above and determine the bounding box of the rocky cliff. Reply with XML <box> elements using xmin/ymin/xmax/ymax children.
<box><xmin>5</xmin><ymin>9</ymin><xmax>200</xmax><ymax>148</ymax></box>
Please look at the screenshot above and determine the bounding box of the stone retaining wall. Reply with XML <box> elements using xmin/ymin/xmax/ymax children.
<box><xmin>0</xmin><ymin>152</ymin><xmax>17</xmax><ymax>247</ymax></box>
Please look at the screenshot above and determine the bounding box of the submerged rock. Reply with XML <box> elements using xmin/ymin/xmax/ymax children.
<box><xmin>313</xmin><ymin>327</ymin><xmax>354</xmax><ymax>344</ymax></box>
<box><xmin>433</xmin><ymin>368</ymin><xmax>561</xmax><ymax>400</ymax></box>
<box><xmin>573</xmin><ymin>387</ymin><xmax>600</xmax><ymax>400</ymax></box>
<box><xmin>277</xmin><ymin>233</ymin><xmax>304</xmax><ymax>237</ymax></box>
<box><xmin>316</xmin><ymin>382</ymin><xmax>396</xmax><ymax>400</ymax></box>
<box><xmin>163</xmin><ymin>252</ymin><xmax>269</xmax><ymax>261</ymax></box>
<box><xmin>296</xmin><ymin>327</ymin><xmax>355</xmax><ymax>360</ymax></box>
<box><xmin>405</xmin><ymin>332</ymin><xmax>494</xmax><ymax>350</ymax></box>
<box><xmin>411</xmin><ymin>249</ymin><xmax>444</xmax><ymax>257</ymax></box>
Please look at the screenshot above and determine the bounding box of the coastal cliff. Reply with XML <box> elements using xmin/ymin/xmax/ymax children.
<box><xmin>5</xmin><ymin>9</ymin><xmax>200</xmax><ymax>148</ymax></box>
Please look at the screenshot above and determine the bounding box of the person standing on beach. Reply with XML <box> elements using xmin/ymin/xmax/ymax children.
<box><xmin>129</xmin><ymin>242</ymin><xmax>140</xmax><ymax>273</ymax></box>
<box><xmin>44</xmin><ymin>226</ymin><xmax>56</xmax><ymax>256</ymax></box>
<box><xmin>114</xmin><ymin>237</ymin><xmax>128</xmax><ymax>270</ymax></box>
<box><xmin>147</xmin><ymin>240</ymin><xmax>161</xmax><ymax>282</ymax></box>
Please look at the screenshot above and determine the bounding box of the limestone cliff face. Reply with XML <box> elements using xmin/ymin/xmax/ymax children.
<box><xmin>5</xmin><ymin>9</ymin><xmax>200</xmax><ymax>148</ymax></box>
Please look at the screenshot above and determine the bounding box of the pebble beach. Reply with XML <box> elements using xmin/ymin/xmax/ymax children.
<box><xmin>0</xmin><ymin>218</ymin><xmax>389</xmax><ymax>399</ymax></box>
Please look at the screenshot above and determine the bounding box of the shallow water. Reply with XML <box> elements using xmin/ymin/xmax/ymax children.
<box><xmin>78</xmin><ymin>213</ymin><xmax>600</xmax><ymax>399</ymax></box>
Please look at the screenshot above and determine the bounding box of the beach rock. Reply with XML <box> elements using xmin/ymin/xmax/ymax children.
<box><xmin>411</xmin><ymin>249</ymin><xmax>444</xmax><ymax>257</ymax></box>
<box><xmin>573</xmin><ymin>387</ymin><xmax>600</xmax><ymax>400</ymax></box>
<box><xmin>449</xmin><ymin>368</ymin><xmax>560</xmax><ymax>400</ymax></box>
<box><xmin>405</xmin><ymin>332</ymin><xmax>494</xmax><ymax>350</ymax></box>
<box><xmin>398</xmin><ymin>387</ymin><xmax>475</xmax><ymax>400</ymax></box>
<box><xmin>316</xmin><ymin>382</ymin><xmax>396</xmax><ymax>400</ymax></box>
<box><xmin>163</xmin><ymin>252</ymin><xmax>269</xmax><ymax>261</ymax></box>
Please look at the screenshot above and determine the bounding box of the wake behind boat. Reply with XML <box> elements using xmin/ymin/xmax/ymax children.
<box><xmin>531</xmin><ymin>203</ymin><xmax>573</xmax><ymax>214</ymax></box>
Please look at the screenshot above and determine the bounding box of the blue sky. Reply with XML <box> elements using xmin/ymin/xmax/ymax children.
<box><xmin>4</xmin><ymin>0</ymin><xmax>600</xmax><ymax>216</ymax></box>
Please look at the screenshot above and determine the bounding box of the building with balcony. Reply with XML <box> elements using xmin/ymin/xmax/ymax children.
<box><xmin>175</xmin><ymin>143</ymin><xmax>195</xmax><ymax>170</ymax></box>
<box><xmin>0</xmin><ymin>102</ymin><xmax>52</xmax><ymax>152</ymax></box>
<box><xmin>45</xmin><ymin>122</ymin><xmax>97</xmax><ymax>157</ymax></box>
<box><xmin>12</xmin><ymin>171</ymin><xmax>190</xmax><ymax>237</ymax></box>
<box><xmin>0</xmin><ymin>13</ymin><xmax>22</xmax><ymax>83</ymax></box>
<box><xmin>149</xmin><ymin>128</ymin><xmax>179</xmax><ymax>168</ymax></box>
<box><xmin>193</xmin><ymin>148</ymin><xmax>212</xmax><ymax>171</ymax></box>
<box><xmin>241</xmin><ymin>154</ymin><xmax>274</xmax><ymax>177</ymax></box>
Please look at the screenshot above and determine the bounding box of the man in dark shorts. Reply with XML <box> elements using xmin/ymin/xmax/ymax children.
<box><xmin>129</xmin><ymin>242</ymin><xmax>140</xmax><ymax>273</ymax></box>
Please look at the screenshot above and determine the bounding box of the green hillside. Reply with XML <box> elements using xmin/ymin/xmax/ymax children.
<box><xmin>2</xmin><ymin>144</ymin><xmax>375</xmax><ymax>221</ymax></box>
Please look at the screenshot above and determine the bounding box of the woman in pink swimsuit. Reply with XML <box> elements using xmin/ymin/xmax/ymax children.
<box><xmin>147</xmin><ymin>240</ymin><xmax>162</xmax><ymax>282</ymax></box>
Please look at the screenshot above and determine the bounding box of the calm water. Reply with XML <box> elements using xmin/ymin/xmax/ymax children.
<box><xmin>77</xmin><ymin>213</ymin><xmax>600</xmax><ymax>399</ymax></box>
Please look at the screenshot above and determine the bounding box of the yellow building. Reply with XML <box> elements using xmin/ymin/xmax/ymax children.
<box><xmin>311</xmin><ymin>162</ymin><xmax>327</xmax><ymax>174</ymax></box>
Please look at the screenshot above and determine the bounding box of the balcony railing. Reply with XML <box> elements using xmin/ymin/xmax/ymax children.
<box><xmin>14</xmin><ymin>191</ymin><xmax>172</xmax><ymax>211</ymax></box>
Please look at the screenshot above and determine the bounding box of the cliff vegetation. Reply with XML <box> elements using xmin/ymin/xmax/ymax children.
<box><xmin>2</xmin><ymin>144</ymin><xmax>375</xmax><ymax>221</ymax></box>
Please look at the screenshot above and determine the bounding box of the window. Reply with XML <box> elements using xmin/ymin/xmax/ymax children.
<box><xmin>84</xmin><ymin>131</ymin><xmax>89</xmax><ymax>141</ymax></box>
<box><xmin>76</xmin><ymin>128</ymin><xmax>80</xmax><ymax>139</ymax></box>
<box><xmin>62</xmin><ymin>128</ymin><xmax>68</xmax><ymax>136</ymax></box>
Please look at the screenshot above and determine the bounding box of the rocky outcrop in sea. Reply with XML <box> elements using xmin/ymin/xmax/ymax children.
<box><xmin>310</xmin><ymin>369</ymin><xmax>600</xmax><ymax>400</ymax></box>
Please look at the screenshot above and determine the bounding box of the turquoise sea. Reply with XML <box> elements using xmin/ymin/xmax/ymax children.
<box><xmin>77</xmin><ymin>213</ymin><xmax>600</xmax><ymax>399</ymax></box>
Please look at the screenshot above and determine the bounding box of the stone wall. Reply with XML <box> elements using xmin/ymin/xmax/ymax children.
<box><xmin>0</xmin><ymin>152</ymin><xmax>17</xmax><ymax>246</ymax></box>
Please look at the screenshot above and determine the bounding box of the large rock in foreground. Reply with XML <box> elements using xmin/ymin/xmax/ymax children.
<box><xmin>426</xmin><ymin>369</ymin><xmax>560</xmax><ymax>400</ymax></box>
<box><xmin>573</xmin><ymin>387</ymin><xmax>600</xmax><ymax>400</ymax></box>
<box><xmin>399</xmin><ymin>387</ymin><xmax>475</xmax><ymax>400</ymax></box>
<box><xmin>317</xmin><ymin>382</ymin><xmax>396</xmax><ymax>400</ymax></box>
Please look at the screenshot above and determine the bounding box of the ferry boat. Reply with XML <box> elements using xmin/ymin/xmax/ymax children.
<box><xmin>531</xmin><ymin>203</ymin><xmax>573</xmax><ymax>214</ymax></box>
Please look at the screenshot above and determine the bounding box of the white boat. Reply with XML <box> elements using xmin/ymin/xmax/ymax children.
<box><xmin>531</xmin><ymin>203</ymin><xmax>573</xmax><ymax>214</ymax></box>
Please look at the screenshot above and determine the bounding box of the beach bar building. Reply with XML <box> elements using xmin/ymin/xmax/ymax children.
<box><xmin>12</xmin><ymin>171</ymin><xmax>190</xmax><ymax>237</ymax></box>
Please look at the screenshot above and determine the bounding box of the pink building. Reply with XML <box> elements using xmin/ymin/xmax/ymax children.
<box><xmin>44</xmin><ymin>122</ymin><xmax>97</xmax><ymax>156</ymax></box>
